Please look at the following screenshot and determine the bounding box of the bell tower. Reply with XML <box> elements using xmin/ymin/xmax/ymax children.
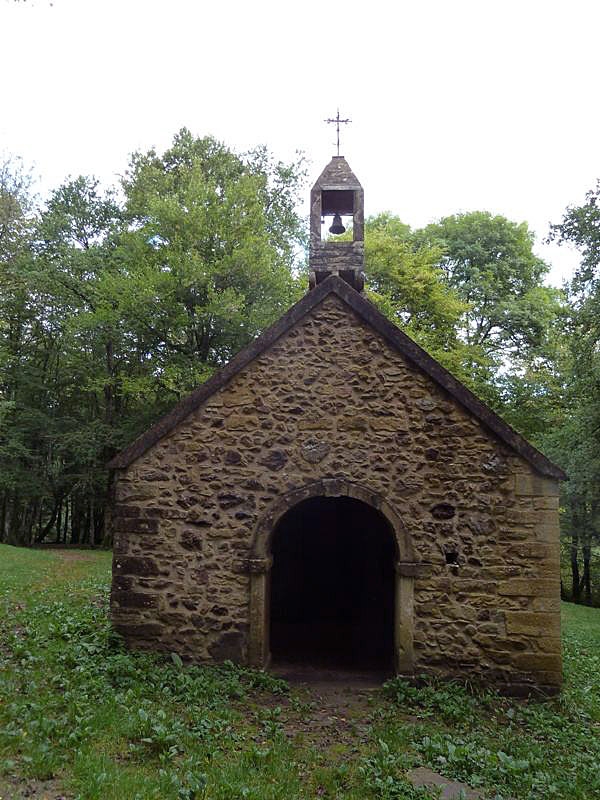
<box><xmin>309</xmin><ymin>156</ymin><xmax>365</xmax><ymax>292</ymax></box>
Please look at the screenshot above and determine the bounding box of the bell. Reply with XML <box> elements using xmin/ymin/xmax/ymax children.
<box><xmin>329</xmin><ymin>213</ymin><xmax>346</xmax><ymax>235</ymax></box>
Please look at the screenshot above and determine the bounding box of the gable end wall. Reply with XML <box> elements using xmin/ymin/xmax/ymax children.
<box><xmin>109</xmin><ymin>294</ymin><xmax>562</xmax><ymax>693</ymax></box>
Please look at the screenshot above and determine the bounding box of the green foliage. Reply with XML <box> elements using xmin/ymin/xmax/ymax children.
<box><xmin>360</xmin><ymin>214</ymin><xmax>471</xmax><ymax>377</ymax></box>
<box><xmin>359</xmin><ymin>211</ymin><xmax>565</xmax><ymax>433</ymax></box>
<box><xmin>375</xmin><ymin>643</ymin><xmax>600</xmax><ymax>798</ymax></box>
<box><xmin>0</xmin><ymin>132</ymin><xmax>307</xmax><ymax>546</ymax></box>
<box><xmin>382</xmin><ymin>677</ymin><xmax>482</xmax><ymax>726</ymax></box>
<box><xmin>2</xmin><ymin>546</ymin><xmax>600</xmax><ymax>800</ymax></box>
<box><xmin>561</xmin><ymin>602</ymin><xmax>600</xmax><ymax>721</ymax></box>
<box><xmin>416</xmin><ymin>211</ymin><xmax>565</xmax><ymax>414</ymax></box>
<box><xmin>118</xmin><ymin>130</ymin><xmax>305</xmax><ymax>375</ymax></box>
<box><xmin>549</xmin><ymin>179</ymin><xmax>600</xmax><ymax>287</ymax></box>
<box><xmin>415</xmin><ymin>733</ymin><xmax>535</xmax><ymax>795</ymax></box>
<box><xmin>0</xmin><ymin>157</ymin><xmax>37</xmax><ymax>501</ymax></box>
<box><xmin>419</xmin><ymin>211</ymin><xmax>550</xmax><ymax>352</ymax></box>
<box><xmin>358</xmin><ymin>740</ymin><xmax>438</xmax><ymax>799</ymax></box>
<box><xmin>544</xmin><ymin>183</ymin><xmax>600</xmax><ymax>603</ymax></box>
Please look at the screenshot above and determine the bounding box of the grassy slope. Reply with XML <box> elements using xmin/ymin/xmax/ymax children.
<box><xmin>0</xmin><ymin>544</ymin><xmax>599</xmax><ymax>800</ymax></box>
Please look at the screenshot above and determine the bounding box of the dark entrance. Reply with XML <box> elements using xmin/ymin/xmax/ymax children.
<box><xmin>269</xmin><ymin>496</ymin><xmax>396</xmax><ymax>671</ymax></box>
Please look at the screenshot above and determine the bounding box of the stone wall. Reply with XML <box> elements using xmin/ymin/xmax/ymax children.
<box><xmin>110</xmin><ymin>293</ymin><xmax>562</xmax><ymax>694</ymax></box>
<box><xmin>309</xmin><ymin>241</ymin><xmax>365</xmax><ymax>272</ymax></box>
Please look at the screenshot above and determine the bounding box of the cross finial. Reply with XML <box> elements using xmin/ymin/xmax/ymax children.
<box><xmin>324</xmin><ymin>109</ymin><xmax>351</xmax><ymax>156</ymax></box>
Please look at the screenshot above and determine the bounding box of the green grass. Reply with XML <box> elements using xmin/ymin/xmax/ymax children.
<box><xmin>1</xmin><ymin>544</ymin><xmax>600</xmax><ymax>799</ymax></box>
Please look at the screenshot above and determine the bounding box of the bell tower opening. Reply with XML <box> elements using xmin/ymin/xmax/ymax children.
<box><xmin>269</xmin><ymin>496</ymin><xmax>396</xmax><ymax>672</ymax></box>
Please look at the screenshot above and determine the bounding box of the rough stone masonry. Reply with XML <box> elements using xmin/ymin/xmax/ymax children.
<box><xmin>108</xmin><ymin>280</ymin><xmax>564</xmax><ymax>695</ymax></box>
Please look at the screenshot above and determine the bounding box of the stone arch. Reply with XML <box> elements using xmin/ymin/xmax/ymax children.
<box><xmin>249</xmin><ymin>479</ymin><xmax>415</xmax><ymax>563</ymax></box>
<box><xmin>248</xmin><ymin>479</ymin><xmax>417</xmax><ymax>674</ymax></box>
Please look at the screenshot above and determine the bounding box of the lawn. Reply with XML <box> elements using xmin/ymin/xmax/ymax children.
<box><xmin>0</xmin><ymin>545</ymin><xmax>599</xmax><ymax>800</ymax></box>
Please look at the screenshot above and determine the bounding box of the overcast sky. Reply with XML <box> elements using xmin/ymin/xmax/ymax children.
<box><xmin>2</xmin><ymin>0</ymin><xmax>599</xmax><ymax>285</ymax></box>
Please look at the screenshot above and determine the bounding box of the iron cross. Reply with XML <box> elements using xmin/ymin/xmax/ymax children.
<box><xmin>325</xmin><ymin>109</ymin><xmax>351</xmax><ymax>156</ymax></box>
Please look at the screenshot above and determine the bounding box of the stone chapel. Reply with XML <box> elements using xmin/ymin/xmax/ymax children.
<box><xmin>108</xmin><ymin>156</ymin><xmax>565</xmax><ymax>695</ymax></box>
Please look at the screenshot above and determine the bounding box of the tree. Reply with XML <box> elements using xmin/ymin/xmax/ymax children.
<box><xmin>358</xmin><ymin>211</ymin><xmax>563</xmax><ymax>422</ymax></box>
<box><xmin>0</xmin><ymin>131</ymin><xmax>308</xmax><ymax>546</ymax></box>
<box><xmin>546</xmin><ymin>183</ymin><xmax>600</xmax><ymax>604</ymax></box>
<box><xmin>549</xmin><ymin>180</ymin><xmax>600</xmax><ymax>288</ymax></box>
<box><xmin>416</xmin><ymin>211</ymin><xmax>564</xmax><ymax>415</ymax></box>
<box><xmin>117</xmin><ymin>129</ymin><xmax>306</xmax><ymax>391</ymax></box>
<box><xmin>0</xmin><ymin>157</ymin><xmax>39</xmax><ymax>544</ymax></box>
<box><xmin>359</xmin><ymin>214</ymin><xmax>471</xmax><ymax>378</ymax></box>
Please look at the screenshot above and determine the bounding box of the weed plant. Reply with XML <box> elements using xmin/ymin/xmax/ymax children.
<box><xmin>1</xmin><ymin>545</ymin><xmax>599</xmax><ymax>799</ymax></box>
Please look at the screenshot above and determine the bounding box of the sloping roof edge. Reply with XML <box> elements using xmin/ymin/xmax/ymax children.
<box><xmin>311</xmin><ymin>156</ymin><xmax>362</xmax><ymax>191</ymax></box>
<box><xmin>108</xmin><ymin>276</ymin><xmax>566</xmax><ymax>479</ymax></box>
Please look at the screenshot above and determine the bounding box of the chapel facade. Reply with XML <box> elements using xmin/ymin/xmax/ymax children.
<box><xmin>108</xmin><ymin>157</ymin><xmax>565</xmax><ymax>695</ymax></box>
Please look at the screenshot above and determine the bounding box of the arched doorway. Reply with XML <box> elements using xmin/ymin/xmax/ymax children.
<box><xmin>269</xmin><ymin>496</ymin><xmax>396</xmax><ymax>671</ymax></box>
<box><xmin>248</xmin><ymin>480</ymin><xmax>416</xmax><ymax>675</ymax></box>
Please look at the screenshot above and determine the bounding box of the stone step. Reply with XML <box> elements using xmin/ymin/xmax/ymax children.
<box><xmin>408</xmin><ymin>766</ymin><xmax>485</xmax><ymax>799</ymax></box>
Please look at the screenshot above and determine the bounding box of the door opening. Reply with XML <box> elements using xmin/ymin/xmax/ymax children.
<box><xmin>269</xmin><ymin>495</ymin><xmax>395</xmax><ymax>671</ymax></box>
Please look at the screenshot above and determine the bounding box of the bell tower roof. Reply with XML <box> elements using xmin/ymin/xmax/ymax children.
<box><xmin>312</xmin><ymin>156</ymin><xmax>363</xmax><ymax>192</ymax></box>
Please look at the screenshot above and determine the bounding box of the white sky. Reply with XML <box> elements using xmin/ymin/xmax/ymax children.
<box><xmin>2</xmin><ymin>0</ymin><xmax>599</xmax><ymax>286</ymax></box>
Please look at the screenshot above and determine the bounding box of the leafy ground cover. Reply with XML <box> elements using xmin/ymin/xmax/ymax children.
<box><xmin>0</xmin><ymin>545</ymin><xmax>599</xmax><ymax>799</ymax></box>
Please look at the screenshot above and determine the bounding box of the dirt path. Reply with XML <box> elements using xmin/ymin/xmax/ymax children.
<box><xmin>31</xmin><ymin>549</ymin><xmax>97</xmax><ymax>592</ymax></box>
<box><xmin>254</xmin><ymin>675</ymin><xmax>489</xmax><ymax>799</ymax></box>
<box><xmin>53</xmin><ymin>551</ymin><xmax>94</xmax><ymax>562</ymax></box>
<box><xmin>284</xmin><ymin>682</ymin><xmax>377</xmax><ymax>748</ymax></box>
<box><xmin>0</xmin><ymin>776</ymin><xmax>68</xmax><ymax>800</ymax></box>
<box><xmin>257</xmin><ymin>667</ymin><xmax>387</xmax><ymax>752</ymax></box>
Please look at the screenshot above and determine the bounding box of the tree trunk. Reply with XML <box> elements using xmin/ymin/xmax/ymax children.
<box><xmin>92</xmin><ymin>497</ymin><xmax>104</xmax><ymax>547</ymax></box>
<box><xmin>71</xmin><ymin>496</ymin><xmax>81</xmax><ymax>544</ymax></box>
<box><xmin>0</xmin><ymin>493</ymin><xmax>6</xmax><ymax>543</ymax></box>
<box><xmin>23</xmin><ymin>500</ymin><xmax>38</xmax><ymax>547</ymax></box>
<box><xmin>102</xmin><ymin>473</ymin><xmax>115</xmax><ymax>548</ymax></box>
<box><xmin>582</xmin><ymin>543</ymin><xmax>592</xmax><ymax>605</ymax></box>
<box><xmin>82</xmin><ymin>499</ymin><xmax>90</xmax><ymax>545</ymax></box>
<box><xmin>560</xmin><ymin>579</ymin><xmax>567</xmax><ymax>601</ymax></box>
<box><xmin>62</xmin><ymin>497</ymin><xmax>69</xmax><ymax>544</ymax></box>
<box><xmin>104</xmin><ymin>338</ymin><xmax>115</xmax><ymax>426</ymax></box>
<box><xmin>36</xmin><ymin>502</ymin><xmax>43</xmax><ymax>543</ymax></box>
<box><xmin>88</xmin><ymin>499</ymin><xmax>94</xmax><ymax>545</ymax></box>
<box><xmin>571</xmin><ymin>528</ymin><xmax>581</xmax><ymax>603</ymax></box>
<box><xmin>6</xmin><ymin>491</ymin><xmax>21</xmax><ymax>545</ymax></box>
<box><xmin>35</xmin><ymin>498</ymin><xmax>61</xmax><ymax>544</ymax></box>
<box><xmin>54</xmin><ymin>498</ymin><xmax>63</xmax><ymax>543</ymax></box>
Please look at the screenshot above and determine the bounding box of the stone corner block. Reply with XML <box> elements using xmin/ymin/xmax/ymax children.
<box><xmin>505</xmin><ymin>611</ymin><xmax>560</xmax><ymax>637</ymax></box>
<box><xmin>515</xmin><ymin>474</ymin><xmax>560</xmax><ymax>498</ymax></box>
